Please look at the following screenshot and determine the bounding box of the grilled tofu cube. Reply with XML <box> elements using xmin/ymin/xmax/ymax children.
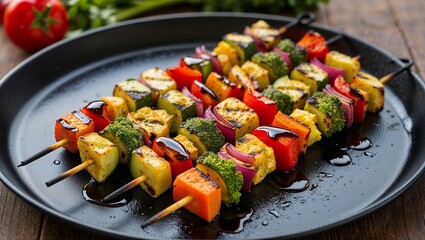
<box><xmin>235</xmin><ymin>134</ymin><xmax>276</xmax><ymax>185</ymax></box>
<box><xmin>214</xmin><ymin>41</ymin><xmax>239</xmax><ymax>66</ymax></box>
<box><xmin>290</xmin><ymin>109</ymin><xmax>321</xmax><ymax>146</ymax></box>
<box><xmin>154</xmin><ymin>109</ymin><xmax>174</xmax><ymax>130</ymax></box>
<box><xmin>216</xmin><ymin>54</ymin><xmax>233</xmax><ymax>76</ymax></box>
<box><xmin>223</xmin><ymin>33</ymin><xmax>257</xmax><ymax>64</ymax></box>
<box><xmin>113</xmin><ymin>79</ymin><xmax>153</xmax><ymax>112</ymax></box>
<box><xmin>278</xmin><ymin>88</ymin><xmax>308</xmax><ymax>109</ymax></box>
<box><xmin>78</xmin><ymin>133</ymin><xmax>119</xmax><ymax>183</ymax></box>
<box><xmin>139</xmin><ymin>67</ymin><xmax>177</xmax><ymax>99</ymax></box>
<box><xmin>101</xmin><ymin>96</ymin><xmax>129</xmax><ymax>121</ymax></box>
<box><xmin>127</xmin><ymin>107</ymin><xmax>170</xmax><ymax>141</ymax></box>
<box><xmin>130</xmin><ymin>146</ymin><xmax>172</xmax><ymax>198</ymax></box>
<box><xmin>244</xmin><ymin>20</ymin><xmax>283</xmax><ymax>51</ymax></box>
<box><xmin>351</xmin><ymin>72</ymin><xmax>384</xmax><ymax>113</ymax></box>
<box><xmin>325</xmin><ymin>51</ymin><xmax>360</xmax><ymax>83</ymax></box>
<box><xmin>156</xmin><ymin>90</ymin><xmax>196</xmax><ymax>132</ymax></box>
<box><xmin>228</xmin><ymin>65</ymin><xmax>258</xmax><ymax>90</ymax></box>
<box><xmin>215</xmin><ymin>98</ymin><xmax>259</xmax><ymax>141</ymax></box>
<box><xmin>272</xmin><ymin>76</ymin><xmax>311</xmax><ymax>96</ymax></box>
<box><xmin>174</xmin><ymin>134</ymin><xmax>198</xmax><ymax>159</ymax></box>
<box><xmin>290</xmin><ymin>63</ymin><xmax>328</xmax><ymax>93</ymax></box>
<box><xmin>241</xmin><ymin>61</ymin><xmax>270</xmax><ymax>90</ymax></box>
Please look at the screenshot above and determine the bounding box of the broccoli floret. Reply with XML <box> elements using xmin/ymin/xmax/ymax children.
<box><xmin>304</xmin><ymin>92</ymin><xmax>345</xmax><ymax>137</ymax></box>
<box><xmin>179</xmin><ymin>118</ymin><xmax>225</xmax><ymax>154</ymax></box>
<box><xmin>251</xmin><ymin>52</ymin><xmax>288</xmax><ymax>82</ymax></box>
<box><xmin>276</xmin><ymin>39</ymin><xmax>307</xmax><ymax>68</ymax></box>
<box><xmin>197</xmin><ymin>152</ymin><xmax>243</xmax><ymax>206</ymax></box>
<box><xmin>262</xmin><ymin>87</ymin><xmax>294</xmax><ymax>114</ymax></box>
<box><xmin>101</xmin><ymin>117</ymin><xmax>142</xmax><ymax>164</ymax></box>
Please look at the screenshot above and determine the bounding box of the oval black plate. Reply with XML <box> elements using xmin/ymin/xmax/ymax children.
<box><xmin>1</xmin><ymin>12</ymin><xmax>425</xmax><ymax>239</ymax></box>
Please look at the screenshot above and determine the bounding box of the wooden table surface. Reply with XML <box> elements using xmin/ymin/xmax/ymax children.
<box><xmin>1</xmin><ymin>0</ymin><xmax>425</xmax><ymax>239</ymax></box>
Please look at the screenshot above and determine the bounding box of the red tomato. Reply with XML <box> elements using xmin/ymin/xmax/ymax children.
<box><xmin>0</xmin><ymin>0</ymin><xmax>11</xmax><ymax>24</ymax></box>
<box><xmin>152</xmin><ymin>137</ymin><xmax>193</xmax><ymax>179</ymax></box>
<box><xmin>243</xmin><ymin>89</ymin><xmax>277</xmax><ymax>126</ymax></box>
<box><xmin>166</xmin><ymin>65</ymin><xmax>202</xmax><ymax>91</ymax></box>
<box><xmin>297</xmin><ymin>31</ymin><xmax>329</xmax><ymax>62</ymax></box>
<box><xmin>3</xmin><ymin>0</ymin><xmax>68</xmax><ymax>53</ymax></box>
<box><xmin>253</xmin><ymin>126</ymin><xmax>299</xmax><ymax>171</ymax></box>
<box><xmin>332</xmin><ymin>76</ymin><xmax>368</xmax><ymax>124</ymax></box>
<box><xmin>80</xmin><ymin>100</ymin><xmax>110</xmax><ymax>132</ymax></box>
<box><xmin>191</xmin><ymin>80</ymin><xmax>219</xmax><ymax>109</ymax></box>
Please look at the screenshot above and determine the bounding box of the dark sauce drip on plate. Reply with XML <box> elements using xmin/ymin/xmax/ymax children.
<box><xmin>322</xmin><ymin>147</ymin><xmax>352</xmax><ymax>166</ymax></box>
<box><xmin>269</xmin><ymin>169</ymin><xmax>310</xmax><ymax>192</ymax></box>
<box><xmin>82</xmin><ymin>179</ymin><xmax>133</xmax><ymax>207</ymax></box>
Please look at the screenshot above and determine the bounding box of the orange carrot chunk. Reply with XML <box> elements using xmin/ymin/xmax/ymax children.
<box><xmin>173</xmin><ymin>168</ymin><xmax>221</xmax><ymax>222</ymax></box>
<box><xmin>272</xmin><ymin>111</ymin><xmax>311</xmax><ymax>154</ymax></box>
<box><xmin>54</xmin><ymin>111</ymin><xmax>95</xmax><ymax>153</ymax></box>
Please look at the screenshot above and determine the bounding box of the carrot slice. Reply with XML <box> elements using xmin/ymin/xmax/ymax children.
<box><xmin>54</xmin><ymin>111</ymin><xmax>94</xmax><ymax>153</ymax></box>
<box><xmin>173</xmin><ymin>168</ymin><xmax>221</xmax><ymax>222</ymax></box>
<box><xmin>271</xmin><ymin>111</ymin><xmax>310</xmax><ymax>154</ymax></box>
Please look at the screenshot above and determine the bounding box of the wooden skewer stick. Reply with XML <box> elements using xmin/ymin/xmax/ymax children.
<box><xmin>352</xmin><ymin>55</ymin><xmax>361</xmax><ymax>61</ymax></box>
<box><xmin>102</xmin><ymin>175</ymin><xmax>148</xmax><ymax>203</ymax></box>
<box><xmin>45</xmin><ymin>160</ymin><xmax>94</xmax><ymax>187</ymax></box>
<box><xmin>18</xmin><ymin>138</ymin><xmax>69</xmax><ymax>167</ymax></box>
<box><xmin>141</xmin><ymin>195</ymin><xmax>194</xmax><ymax>228</ymax></box>
<box><xmin>380</xmin><ymin>58</ymin><xmax>414</xmax><ymax>84</ymax></box>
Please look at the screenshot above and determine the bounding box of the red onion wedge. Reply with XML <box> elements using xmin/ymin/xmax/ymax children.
<box><xmin>141</xmin><ymin>129</ymin><xmax>153</xmax><ymax>148</ymax></box>
<box><xmin>225</xmin><ymin>143</ymin><xmax>255</xmax><ymax>165</ymax></box>
<box><xmin>204</xmin><ymin>107</ymin><xmax>236</xmax><ymax>144</ymax></box>
<box><xmin>310</xmin><ymin>58</ymin><xmax>344</xmax><ymax>85</ymax></box>
<box><xmin>323</xmin><ymin>85</ymin><xmax>354</xmax><ymax>128</ymax></box>
<box><xmin>195</xmin><ymin>45</ymin><xmax>223</xmax><ymax>75</ymax></box>
<box><xmin>244</xmin><ymin>28</ymin><xmax>266</xmax><ymax>52</ymax></box>
<box><xmin>272</xmin><ymin>47</ymin><xmax>291</xmax><ymax>69</ymax></box>
<box><xmin>181</xmin><ymin>86</ymin><xmax>203</xmax><ymax>117</ymax></box>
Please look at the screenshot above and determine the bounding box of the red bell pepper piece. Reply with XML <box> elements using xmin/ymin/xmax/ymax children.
<box><xmin>191</xmin><ymin>80</ymin><xmax>220</xmax><ymax>109</ymax></box>
<box><xmin>152</xmin><ymin>137</ymin><xmax>193</xmax><ymax>179</ymax></box>
<box><xmin>332</xmin><ymin>76</ymin><xmax>368</xmax><ymax>124</ymax></box>
<box><xmin>80</xmin><ymin>100</ymin><xmax>110</xmax><ymax>132</ymax></box>
<box><xmin>166</xmin><ymin>65</ymin><xmax>202</xmax><ymax>91</ymax></box>
<box><xmin>242</xmin><ymin>89</ymin><xmax>277</xmax><ymax>126</ymax></box>
<box><xmin>297</xmin><ymin>31</ymin><xmax>329</xmax><ymax>62</ymax></box>
<box><xmin>205</xmin><ymin>72</ymin><xmax>245</xmax><ymax>101</ymax></box>
<box><xmin>253</xmin><ymin>126</ymin><xmax>299</xmax><ymax>171</ymax></box>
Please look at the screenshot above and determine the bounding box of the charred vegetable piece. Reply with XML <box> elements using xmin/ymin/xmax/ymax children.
<box><xmin>156</xmin><ymin>90</ymin><xmax>197</xmax><ymax>132</ymax></box>
<box><xmin>243</xmin><ymin>89</ymin><xmax>278</xmax><ymax>126</ymax></box>
<box><xmin>205</xmin><ymin>72</ymin><xmax>245</xmax><ymax>101</ymax></box>
<box><xmin>290</xmin><ymin>109</ymin><xmax>321</xmax><ymax>146</ymax></box>
<box><xmin>262</xmin><ymin>87</ymin><xmax>293</xmax><ymax>115</ymax></box>
<box><xmin>113</xmin><ymin>78</ymin><xmax>153</xmax><ymax>112</ymax></box>
<box><xmin>276</xmin><ymin>39</ymin><xmax>308</xmax><ymax>68</ymax></box>
<box><xmin>244</xmin><ymin>20</ymin><xmax>283</xmax><ymax>51</ymax></box>
<box><xmin>304</xmin><ymin>92</ymin><xmax>345</xmax><ymax>138</ymax></box>
<box><xmin>191</xmin><ymin>80</ymin><xmax>219</xmax><ymax>109</ymax></box>
<box><xmin>251</xmin><ymin>52</ymin><xmax>288</xmax><ymax>82</ymax></box>
<box><xmin>178</xmin><ymin>117</ymin><xmax>225</xmax><ymax>155</ymax></box>
<box><xmin>197</xmin><ymin>152</ymin><xmax>243</xmax><ymax>207</ymax></box>
<box><xmin>80</xmin><ymin>100</ymin><xmax>110</xmax><ymax>132</ymax></box>
<box><xmin>325</xmin><ymin>51</ymin><xmax>360</xmax><ymax>83</ymax></box>
<box><xmin>127</xmin><ymin>107</ymin><xmax>169</xmax><ymax>141</ymax></box>
<box><xmin>139</xmin><ymin>67</ymin><xmax>177</xmax><ymax>102</ymax></box>
<box><xmin>216</xmin><ymin>54</ymin><xmax>233</xmax><ymax>76</ymax></box>
<box><xmin>223</xmin><ymin>32</ymin><xmax>257</xmax><ymax>64</ymax></box>
<box><xmin>152</xmin><ymin>137</ymin><xmax>193</xmax><ymax>179</ymax></box>
<box><xmin>235</xmin><ymin>134</ymin><xmax>276</xmax><ymax>185</ymax></box>
<box><xmin>101</xmin><ymin>117</ymin><xmax>142</xmax><ymax>164</ymax></box>
<box><xmin>129</xmin><ymin>146</ymin><xmax>172</xmax><ymax>198</ymax></box>
<box><xmin>101</xmin><ymin>96</ymin><xmax>129</xmax><ymax>121</ymax></box>
<box><xmin>166</xmin><ymin>65</ymin><xmax>202</xmax><ymax>91</ymax></box>
<box><xmin>350</xmin><ymin>72</ymin><xmax>384</xmax><ymax>113</ymax></box>
<box><xmin>180</xmin><ymin>56</ymin><xmax>213</xmax><ymax>82</ymax></box>
<box><xmin>154</xmin><ymin>109</ymin><xmax>174</xmax><ymax>130</ymax></box>
<box><xmin>78</xmin><ymin>132</ymin><xmax>119</xmax><ymax>183</ymax></box>
<box><xmin>252</xmin><ymin>126</ymin><xmax>299</xmax><ymax>171</ymax></box>
<box><xmin>213</xmin><ymin>41</ymin><xmax>239</xmax><ymax>67</ymax></box>
<box><xmin>173</xmin><ymin>168</ymin><xmax>221</xmax><ymax>222</ymax></box>
<box><xmin>272</xmin><ymin>111</ymin><xmax>311</xmax><ymax>154</ymax></box>
<box><xmin>215</xmin><ymin>98</ymin><xmax>260</xmax><ymax>141</ymax></box>
<box><xmin>279</xmin><ymin>88</ymin><xmax>309</xmax><ymax>110</ymax></box>
<box><xmin>296</xmin><ymin>31</ymin><xmax>329</xmax><ymax>62</ymax></box>
<box><xmin>272</xmin><ymin>76</ymin><xmax>311</xmax><ymax>96</ymax></box>
<box><xmin>174</xmin><ymin>134</ymin><xmax>199</xmax><ymax>160</ymax></box>
<box><xmin>54</xmin><ymin>111</ymin><xmax>94</xmax><ymax>153</ymax></box>
<box><xmin>241</xmin><ymin>61</ymin><xmax>270</xmax><ymax>90</ymax></box>
<box><xmin>290</xmin><ymin>63</ymin><xmax>328</xmax><ymax>93</ymax></box>
<box><xmin>228</xmin><ymin>65</ymin><xmax>258</xmax><ymax>90</ymax></box>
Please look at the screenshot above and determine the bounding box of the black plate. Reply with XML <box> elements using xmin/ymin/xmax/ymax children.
<box><xmin>1</xmin><ymin>12</ymin><xmax>425</xmax><ymax>239</ymax></box>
